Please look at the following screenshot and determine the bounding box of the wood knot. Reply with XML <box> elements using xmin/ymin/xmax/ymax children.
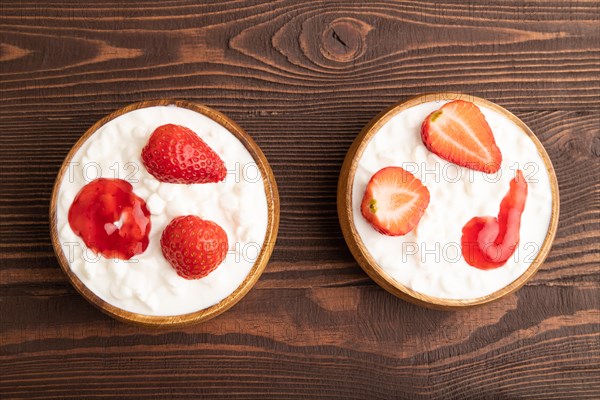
<box><xmin>320</xmin><ymin>18</ymin><xmax>371</xmax><ymax>62</ymax></box>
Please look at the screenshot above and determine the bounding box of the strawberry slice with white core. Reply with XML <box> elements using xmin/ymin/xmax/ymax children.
<box><xmin>421</xmin><ymin>100</ymin><xmax>502</xmax><ymax>173</ymax></box>
<box><xmin>361</xmin><ymin>166</ymin><xmax>430</xmax><ymax>236</ymax></box>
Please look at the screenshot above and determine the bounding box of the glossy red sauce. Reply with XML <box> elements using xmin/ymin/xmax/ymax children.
<box><xmin>461</xmin><ymin>170</ymin><xmax>528</xmax><ymax>270</ymax></box>
<box><xmin>68</xmin><ymin>178</ymin><xmax>151</xmax><ymax>260</ymax></box>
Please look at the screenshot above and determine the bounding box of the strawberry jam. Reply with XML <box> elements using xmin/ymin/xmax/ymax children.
<box><xmin>68</xmin><ymin>178</ymin><xmax>151</xmax><ymax>260</ymax></box>
<box><xmin>461</xmin><ymin>170</ymin><xmax>528</xmax><ymax>269</ymax></box>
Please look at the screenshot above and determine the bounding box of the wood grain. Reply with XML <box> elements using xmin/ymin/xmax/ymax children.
<box><xmin>1</xmin><ymin>0</ymin><xmax>599</xmax><ymax>399</ymax></box>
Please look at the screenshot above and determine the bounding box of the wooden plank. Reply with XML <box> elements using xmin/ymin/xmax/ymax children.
<box><xmin>1</xmin><ymin>0</ymin><xmax>599</xmax><ymax>398</ymax></box>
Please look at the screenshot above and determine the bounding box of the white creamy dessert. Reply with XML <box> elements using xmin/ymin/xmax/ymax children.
<box><xmin>352</xmin><ymin>100</ymin><xmax>553</xmax><ymax>300</ymax></box>
<box><xmin>56</xmin><ymin>106</ymin><xmax>269</xmax><ymax>316</ymax></box>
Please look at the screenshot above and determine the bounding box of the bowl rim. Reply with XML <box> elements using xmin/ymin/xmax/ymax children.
<box><xmin>49</xmin><ymin>99</ymin><xmax>280</xmax><ymax>326</ymax></box>
<box><xmin>337</xmin><ymin>92</ymin><xmax>560</xmax><ymax>310</ymax></box>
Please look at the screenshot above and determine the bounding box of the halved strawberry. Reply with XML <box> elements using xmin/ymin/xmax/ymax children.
<box><xmin>421</xmin><ymin>100</ymin><xmax>502</xmax><ymax>173</ymax></box>
<box><xmin>361</xmin><ymin>167</ymin><xmax>430</xmax><ymax>236</ymax></box>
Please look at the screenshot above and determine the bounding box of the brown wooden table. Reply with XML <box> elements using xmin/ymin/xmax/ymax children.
<box><xmin>1</xmin><ymin>1</ymin><xmax>599</xmax><ymax>399</ymax></box>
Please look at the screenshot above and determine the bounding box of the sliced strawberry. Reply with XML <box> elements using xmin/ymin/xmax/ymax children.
<box><xmin>361</xmin><ymin>167</ymin><xmax>430</xmax><ymax>236</ymax></box>
<box><xmin>141</xmin><ymin>124</ymin><xmax>226</xmax><ymax>184</ymax></box>
<box><xmin>68</xmin><ymin>178</ymin><xmax>151</xmax><ymax>260</ymax></box>
<box><xmin>461</xmin><ymin>170</ymin><xmax>528</xmax><ymax>269</ymax></box>
<box><xmin>421</xmin><ymin>100</ymin><xmax>502</xmax><ymax>173</ymax></box>
<box><xmin>161</xmin><ymin>215</ymin><xmax>228</xmax><ymax>279</ymax></box>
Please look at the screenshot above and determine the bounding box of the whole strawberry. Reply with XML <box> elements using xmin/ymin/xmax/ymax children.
<box><xmin>160</xmin><ymin>216</ymin><xmax>228</xmax><ymax>279</ymax></box>
<box><xmin>142</xmin><ymin>124</ymin><xmax>226</xmax><ymax>184</ymax></box>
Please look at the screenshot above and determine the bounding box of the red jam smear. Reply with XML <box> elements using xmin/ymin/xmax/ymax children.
<box><xmin>461</xmin><ymin>170</ymin><xmax>528</xmax><ymax>270</ymax></box>
<box><xmin>68</xmin><ymin>178</ymin><xmax>151</xmax><ymax>260</ymax></box>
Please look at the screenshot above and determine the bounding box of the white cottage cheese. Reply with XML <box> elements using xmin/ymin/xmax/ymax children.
<box><xmin>352</xmin><ymin>101</ymin><xmax>553</xmax><ymax>299</ymax></box>
<box><xmin>56</xmin><ymin>106</ymin><xmax>269</xmax><ymax>316</ymax></box>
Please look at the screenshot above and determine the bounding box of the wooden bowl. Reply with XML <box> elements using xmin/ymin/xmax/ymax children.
<box><xmin>337</xmin><ymin>93</ymin><xmax>559</xmax><ymax>310</ymax></box>
<box><xmin>50</xmin><ymin>100</ymin><xmax>279</xmax><ymax>326</ymax></box>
